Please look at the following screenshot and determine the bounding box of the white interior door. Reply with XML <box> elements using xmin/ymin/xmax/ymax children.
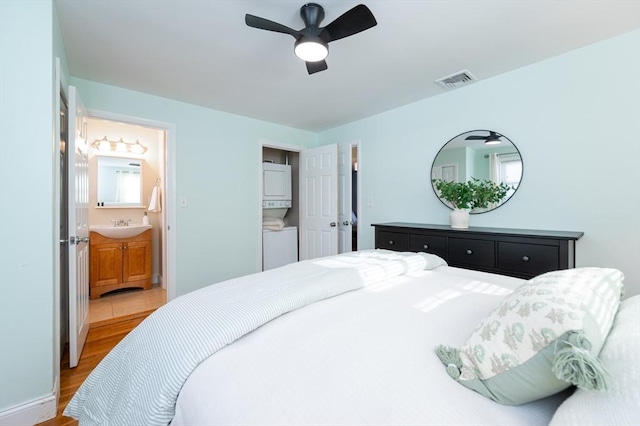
<box><xmin>68</xmin><ymin>86</ymin><xmax>90</xmax><ymax>368</ymax></box>
<box><xmin>338</xmin><ymin>143</ymin><xmax>353</xmax><ymax>253</ymax></box>
<box><xmin>299</xmin><ymin>144</ymin><xmax>338</xmax><ymax>260</ymax></box>
<box><xmin>432</xmin><ymin>163</ymin><xmax>458</xmax><ymax>182</ymax></box>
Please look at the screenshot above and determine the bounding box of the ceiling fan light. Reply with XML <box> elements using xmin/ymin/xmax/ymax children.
<box><xmin>294</xmin><ymin>38</ymin><xmax>328</xmax><ymax>62</ymax></box>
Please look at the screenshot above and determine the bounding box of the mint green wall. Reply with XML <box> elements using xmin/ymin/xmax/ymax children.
<box><xmin>0</xmin><ymin>0</ymin><xmax>55</xmax><ymax>411</ymax></box>
<box><xmin>319</xmin><ymin>30</ymin><xmax>640</xmax><ymax>297</ymax></box>
<box><xmin>70</xmin><ymin>78</ymin><xmax>317</xmax><ymax>296</ymax></box>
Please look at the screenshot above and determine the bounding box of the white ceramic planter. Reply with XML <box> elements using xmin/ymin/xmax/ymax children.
<box><xmin>450</xmin><ymin>208</ymin><xmax>470</xmax><ymax>229</ymax></box>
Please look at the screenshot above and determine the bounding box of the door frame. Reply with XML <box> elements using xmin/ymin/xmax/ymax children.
<box><xmin>52</xmin><ymin>57</ymin><xmax>66</xmax><ymax>412</ymax></box>
<box><xmin>87</xmin><ymin>109</ymin><xmax>177</xmax><ymax>301</ymax></box>
<box><xmin>256</xmin><ymin>139</ymin><xmax>303</xmax><ymax>272</ymax></box>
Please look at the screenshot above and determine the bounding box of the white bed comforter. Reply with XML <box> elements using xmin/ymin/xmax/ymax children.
<box><xmin>64</xmin><ymin>250</ymin><xmax>444</xmax><ymax>425</ymax></box>
<box><xmin>172</xmin><ymin>265</ymin><xmax>570</xmax><ymax>426</ymax></box>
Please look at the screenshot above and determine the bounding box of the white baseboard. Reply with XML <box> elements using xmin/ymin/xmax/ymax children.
<box><xmin>0</xmin><ymin>392</ymin><xmax>57</xmax><ymax>426</ymax></box>
<box><xmin>152</xmin><ymin>273</ymin><xmax>162</xmax><ymax>285</ymax></box>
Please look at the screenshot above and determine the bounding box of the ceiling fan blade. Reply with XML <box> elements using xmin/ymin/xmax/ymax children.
<box><xmin>465</xmin><ymin>136</ymin><xmax>487</xmax><ymax>140</ymax></box>
<box><xmin>306</xmin><ymin>60</ymin><xmax>328</xmax><ymax>75</ymax></box>
<box><xmin>320</xmin><ymin>4</ymin><xmax>377</xmax><ymax>42</ymax></box>
<box><xmin>245</xmin><ymin>14</ymin><xmax>300</xmax><ymax>37</ymax></box>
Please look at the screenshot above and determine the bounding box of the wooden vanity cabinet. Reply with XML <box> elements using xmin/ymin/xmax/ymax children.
<box><xmin>373</xmin><ymin>223</ymin><xmax>583</xmax><ymax>279</ymax></box>
<box><xmin>89</xmin><ymin>229</ymin><xmax>152</xmax><ymax>299</ymax></box>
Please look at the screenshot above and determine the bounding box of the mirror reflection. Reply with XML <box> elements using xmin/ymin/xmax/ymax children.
<box><xmin>431</xmin><ymin>130</ymin><xmax>523</xmax><ymax>214</ymax></box>
<box><xmin>97</xmin><ymin>156</ymin><xmax>143</xmax><ymax>207</ymax></box>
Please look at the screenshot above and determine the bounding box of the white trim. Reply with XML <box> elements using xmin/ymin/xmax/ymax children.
<box><xmin>257</xmin><ymin>139</ymin><xmax>304</xmax><ymax>272</ymax></box>
<box><xmin>0</xmin><ymin>392</ymin><xmax>57</xmax><ymax>425</ymax></box>
<box><xmin>86</xmin><ymin>109</ymin><xmax>177</xmax><ymax>301</ymax></box>
<box><xmin>53</xmin><ymin>56</ymin><xmax>63</xmax><ymax>416</ymax></box>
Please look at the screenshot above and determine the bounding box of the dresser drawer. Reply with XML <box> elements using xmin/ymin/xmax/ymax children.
<box><xmin>409</xmin><ymin>234</ymin><xmax>446</xmax><ymax>259</ymax></box>
<box><xmin>448</xmin><ymin>238</ymin><xmax>495</xmax><ymax>268</ymax></box>
<box><xmin>376</xmin><ymin>231</ymin><xmax>408</xmax><ymax>251</ymax></box>
<box><xmin>498</xmin><ymin>242</ymin><xmax>559</xmax><ymax>277</ymax></box>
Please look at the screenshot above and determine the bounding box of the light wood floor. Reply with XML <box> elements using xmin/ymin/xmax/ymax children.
<box><xmin>38</xmin><ymin>288</ymin><xmax>165</xmax><ymax>425</ymax></box>
<box><xmin>89</xmin><ymin>285</ymin><xmax>166</xmax><ymax>326</ymax></box>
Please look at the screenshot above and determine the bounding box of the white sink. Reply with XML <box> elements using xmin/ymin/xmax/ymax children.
<box><xmin>90</xmin><ymin>224</ymin><xmax>152</xmax><ymax>239</ymax></box>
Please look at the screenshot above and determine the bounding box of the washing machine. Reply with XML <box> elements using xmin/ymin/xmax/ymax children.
<box><xmin>263</xmin><ymin>226</ymin><xmax>298</xmax><ymax>271</ymax></box>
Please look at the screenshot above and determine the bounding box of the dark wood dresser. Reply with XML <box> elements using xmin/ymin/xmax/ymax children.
<box><xmin>372</xmin><ymin>222</ymin><xmax>583</xmax><ymax>279</ymax></box>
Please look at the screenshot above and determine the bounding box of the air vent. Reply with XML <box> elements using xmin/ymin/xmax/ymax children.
<box><xmin>434</xmin><ymin>70</ymin><xmax>477</xmax><ymax>89</ymax></box>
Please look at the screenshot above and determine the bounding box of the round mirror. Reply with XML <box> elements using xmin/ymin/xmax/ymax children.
<box><xmin>431</xmin><ymin>130</ymin><xmax>523</xmax><ymax>214</ymax></box>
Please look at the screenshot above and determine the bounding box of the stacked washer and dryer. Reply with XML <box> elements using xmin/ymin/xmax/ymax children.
<box><xmin>262</xmin><ymin>162</ymin><xmax>298</xmax><ymax>271</ymax></box>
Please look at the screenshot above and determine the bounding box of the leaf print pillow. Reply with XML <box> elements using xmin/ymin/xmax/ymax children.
<box><xmin>434</xmin><ymin>268</ymin><xmax>624</xmax><ymax>405</ymax></box>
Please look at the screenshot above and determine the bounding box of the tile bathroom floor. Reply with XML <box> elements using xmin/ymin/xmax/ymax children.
<box><xmin>88</xmin><ymin>285</ymin><xmax>166</xmax><ymax>327</ymax></box>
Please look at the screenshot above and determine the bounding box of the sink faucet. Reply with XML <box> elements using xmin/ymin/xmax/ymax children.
<box><xmin>113</xmin><ymin>219</ymin><xmax>132</xmax><ymax>227</ymax></box>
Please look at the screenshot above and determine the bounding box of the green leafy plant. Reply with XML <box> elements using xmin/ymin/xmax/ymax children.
<box><xmin>432</xmin><ymin>178</ymin><xmax>510</xmax><ymax>210</ymax></box>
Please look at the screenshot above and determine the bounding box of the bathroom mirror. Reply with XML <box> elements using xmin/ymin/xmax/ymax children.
<box><xmin>96</xmin><ymin>156</ymin><xmax>143</xmax><ymax>207</ymax></box>
<box><xmin>431</xmin><ymin>130</ymin><xmax>523</xmax><ymax>214</ymax></box>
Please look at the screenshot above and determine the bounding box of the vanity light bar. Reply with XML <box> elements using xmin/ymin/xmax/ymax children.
<box><xmin>91</xmin><ymin>136</ymin><xmax>148</xmax><ymax>154</ymax></box>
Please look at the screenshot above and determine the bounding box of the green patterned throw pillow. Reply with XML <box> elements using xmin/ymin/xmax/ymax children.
<box><xmin>436</xmin><ymin>267</ymin><xmax>624</xmax><ymax>405</ymax></box>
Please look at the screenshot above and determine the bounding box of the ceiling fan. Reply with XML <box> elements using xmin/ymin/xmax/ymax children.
<box><xmin>465</xmin><ymin>131</ymin><xmax>503</xmax><ymax>145</ymax></box>
<box><xmin>245</xmin><ymin>3</ymin><xmax>377</xmax><ymax>75</ymax></box>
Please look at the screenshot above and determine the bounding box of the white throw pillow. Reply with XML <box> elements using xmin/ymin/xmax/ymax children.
<box><xmin>436</xmin><ymin>268</ymin><xmax>625</xmax><ymax>405</ymax></box>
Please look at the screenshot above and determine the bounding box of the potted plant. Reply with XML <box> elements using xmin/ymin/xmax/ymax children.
<box><xmin>432</xmin><ymin>178</ymin><xmax>510</xmax><ymax>228</ymax></box>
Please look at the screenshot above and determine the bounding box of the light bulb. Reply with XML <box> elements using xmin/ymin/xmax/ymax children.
<box><xmin>294</xmin><ymin>38</ymin><xmax>328</xmax><ymax>62</ymax></box>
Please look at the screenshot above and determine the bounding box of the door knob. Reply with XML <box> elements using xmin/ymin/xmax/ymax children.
<box><xmin>79</xmin><ymin>237</ymin><xmax>90</xmax><ymax>244</ymax></box>
<box><xmin>343</xmin><ymin>221</ymin><xmax>351</xmax><ymax>226</ymax></box>
<box><xmin>330</xmin><ymin>222</ymin><xmax>336</xmax><ymax>227</ymax></box>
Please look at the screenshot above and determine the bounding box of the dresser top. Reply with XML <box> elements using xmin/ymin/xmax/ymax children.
<box><xmin>372</xmin><ymin>222</ymin><xmax>584</xmax><ymax>240</ymax></box>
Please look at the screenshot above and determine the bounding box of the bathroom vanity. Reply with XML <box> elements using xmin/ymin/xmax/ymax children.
<box><xmin>89</xmin><ymin>228</ymin><xmax>152</xmax><ymax>299</ymax></box>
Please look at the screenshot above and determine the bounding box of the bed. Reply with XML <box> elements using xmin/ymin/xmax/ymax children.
<box><xmin>64</xmin><ymin>250</ymin><xmax>639</xmax><ymax>425</ymax></box>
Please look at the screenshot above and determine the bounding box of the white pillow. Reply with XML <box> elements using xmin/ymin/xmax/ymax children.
<box><xmin>549</xmin><ymin>295</ymin><xmax>640</xmax><ymax>426</ymax></box>
<box><xmin>436</xmin><ymin>268</ymin><xmax>625</xmax><ymax>405</ymax></box>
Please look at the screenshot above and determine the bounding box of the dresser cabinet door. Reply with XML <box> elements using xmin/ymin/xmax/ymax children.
<box><xmin>448</xmin><ymin>238</ymin><xmax>495</xmax><ymax>268</ymax></box>
<box><xmin>498</xmin><ymin>242</ymin><xmax>559</xmax><ymax>277</ymax></box>
<box><xmin>376</xmin><ymin>231</ymin><xmax>408</xmax><ymax>251</ymax></box>
<box><xmin>409</xmin><ymin>234</ymin><xmax>446</xmax><ymax>259</ymax></box>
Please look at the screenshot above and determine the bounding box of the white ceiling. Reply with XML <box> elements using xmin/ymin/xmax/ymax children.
<box><xmin>55</xmin><ymin>0</ymin><xmax>640</xmax><ymax>132</ymax></box>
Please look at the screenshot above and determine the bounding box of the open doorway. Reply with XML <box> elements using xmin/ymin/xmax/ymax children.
<box><xmin>261</xmin><ymin>144</ymin><xmax>301</xmax><ymax>271</ymax></box>
<box><xmin>337</xmin><ymin>141</ymin><xmax>359</xmax><ymax>254</ymax></box>
<box><xmin>82</xmin><ymin>113</ymin><xmax>175</xmax><ymax>326</ymax></box>
<box><xmin>257</xmin><ymin>140</ymin><xmax>359</xmax><ymax>271</ymax></box>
